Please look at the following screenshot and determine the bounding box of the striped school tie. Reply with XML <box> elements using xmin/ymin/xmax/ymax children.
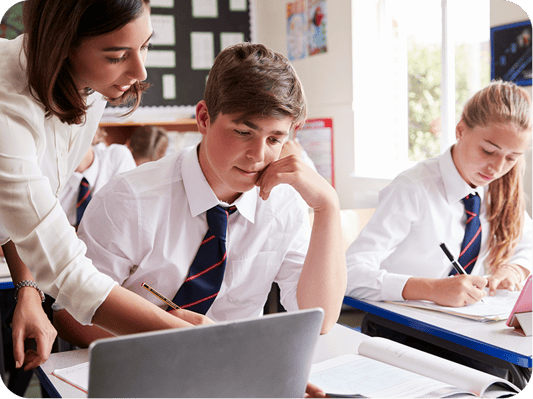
<box><xmin>76</xmin><ymin>177</ymin><xmax>92</xmax><ymax>228</ymax></box>
<box><xmin>451</xmin><ymin>193</ymin><xmax>482</xmax><ymax>275</ymax></box>
<box><xmin>171</xmin><ymin>205</ymin><xmax>237</xmax><ymax>314</ymax></box>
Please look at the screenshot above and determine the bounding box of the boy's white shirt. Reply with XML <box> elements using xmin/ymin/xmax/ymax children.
<box><xmin>345</xmin><ymin>146</ymin><xmax>533</xmax><ymax>302</ymax></box>
<box><xmin>77</xmin><ymin>145</ymin><xmax>312</xmax><ymax>321</ymax></box>
<box><xmin>58</xmin><ymin>143</ymin><xmax>136</xmax><ymax>226</ymax></box>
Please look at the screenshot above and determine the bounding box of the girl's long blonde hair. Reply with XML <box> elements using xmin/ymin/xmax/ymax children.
<box><xmin>460</xmin><ymin>81</ymin><xmax>531</xmax><ymax>272</ymax></box>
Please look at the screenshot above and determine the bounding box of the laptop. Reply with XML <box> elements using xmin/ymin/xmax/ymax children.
<box><xmin>87</xmin><ymin>308</ymin><xmax>324</xmax><ymax>397</ymax></box>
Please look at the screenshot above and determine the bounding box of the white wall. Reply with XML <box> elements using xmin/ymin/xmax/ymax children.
<box><xmin>253</xmin><ymin>0</ymin><xmax>532</xmax><ymax>210</ymax></box>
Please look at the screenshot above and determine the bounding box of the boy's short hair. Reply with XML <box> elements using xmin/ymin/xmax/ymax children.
<box><xmin>204</xmin><ymin>43</ymin><xmax>307</xmax><ymax>128</ymax></box>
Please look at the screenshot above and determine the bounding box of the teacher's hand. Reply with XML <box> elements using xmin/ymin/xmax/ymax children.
<box><xmin>12</xmin><ymin>287</ymin><xmax>57</xmax><ymax>370</ymax></box>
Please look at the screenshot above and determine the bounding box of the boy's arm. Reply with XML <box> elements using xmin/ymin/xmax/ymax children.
<box><xmin>54</xmin><ymin>308</ymin><xmax>115</xmax><ymax>348</ymax></box>
<box><xmin>256</xmin><ymin>155</ymin><xmax>346</xmax><ymax>333</ymax></box>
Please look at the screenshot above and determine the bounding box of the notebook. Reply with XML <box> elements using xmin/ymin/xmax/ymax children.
<box><xmin>80</xmin><ymin>308</ymin><xmax>323</xmax><ymax>397</ymax></box>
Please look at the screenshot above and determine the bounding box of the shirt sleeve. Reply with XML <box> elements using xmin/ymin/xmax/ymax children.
<box><xmin>0</xmin><ymin>94</ymin><xmax>117</xmax><ymax>325</ymax></box>
<box><xmin>509</xmin><ymin>210</ymin><xmax>533</xmax><ymax>273</ymax></box>
<box><xmin>77</xmin><ymin>176</ymin><xmax>141</xmax><ymax>286</ymax></box>
<box><xmin>345</xmin><ymin>175</ymin><xmax>422</xmax><ymax>301</ymax></box>
<box><xmin>273</xmin><ymin>189</ymin><xmax>312</xmax><ymax>312</ymax></box>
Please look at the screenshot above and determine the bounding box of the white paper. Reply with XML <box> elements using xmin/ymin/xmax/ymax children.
<box><xmin>151</xmin><ymin>15</ymin><xmax>175</xmax><ymax>46</ymax></box>
<box><xmin>151</xmin><ymin>0</ymin><xmax>174</xmax><ymax>8</ymax></box>
<box><xmin>192</xmin><ymin>0</ymin><xmax>218</xmax><ymax>18</ymax></box>
<box><xmin>230</xmin><ymin>0</ymin><xmax>247</xmax><ymax>11</ymax></box>
<box><xmin>162</xmin><ymin>74</ymin><xmax>176</xmax><ymax>100</ymax></box>
<box><xmin>145</xmin><ymin>50</ymin><xmax>176</xmax><ymax>68</ymax></box>
<box><xmin>220</xmin><ymin>32</ymin><xmax>245</xmax><ymax>50</ymax></box>
<box><xmin>191</xmin><ymin>32</ymin><xmax>214</xmax><ymax>70</ymax></box>
<box><xmin>52</xmin><ymin>362</ymin><xmax>89</xmax><ymax>393</ymax></box>
<box><xmin>388</xmin><ymin>289</ymin><xmax>520</xmax><ymax>321</ymax></box>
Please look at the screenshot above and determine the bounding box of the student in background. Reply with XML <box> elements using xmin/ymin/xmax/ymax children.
<box><xmin>345</xmin><ymin>80</ymin><xmax>532</xmax><ymax>386</ymax></box>
<box><xmin>126</xmin><ymin>125</ymin><xmax>169</xmax><ymax>165</ymax></box>
<box><xmin>0</xmin><ymin>0</ymin><xmax>200</xmax><ymax>372</ymax></box>
<box><xmin>54</xmin><ymin>43</ymin><xmax>346</xmax><ymax>372</ymax></box>
<box><xmin>59</xmin><ymin>141</ymin><xmax>136</xmax><ymax>228</ymax></box>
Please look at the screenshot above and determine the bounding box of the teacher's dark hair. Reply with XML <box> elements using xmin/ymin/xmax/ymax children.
<box><xmin>23</xmin><ymin>0</ymin><xmax>151</xmax><ymax>125</ymax></box>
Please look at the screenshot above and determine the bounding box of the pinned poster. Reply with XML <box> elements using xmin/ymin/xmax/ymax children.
<box><xmin>287</xmin><ymin>0</ymin><xmax>307</xmax><ymax>61</ymax></box>
<box><xmin>308</xmin><ymin>0</ymin><xmax>327</xmax><ymax>56</ymax></box>
<box><xmin>295</xmin><ymin>118</ymin><xmax>334</xmax><ymax>187</ymax></box>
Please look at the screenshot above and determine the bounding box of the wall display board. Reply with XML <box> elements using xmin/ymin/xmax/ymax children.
<box><xmin>491</xmin><ymin>20</ymin><xmax>532</xmax><ymax>86</ymax></box>
<box><xmin>124</xmin><ymin>0</ymin><xmax>252</xmax><ymax>109</ymax></box>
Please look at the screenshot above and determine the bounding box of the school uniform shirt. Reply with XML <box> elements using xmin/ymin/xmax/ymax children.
<box><xmin>77</xmin><ymin>145</ymin><xmax>312</xmax><ymax>322</ymax></box>
<box><xmin>0</xmin><ymin>35</ymin><xmax>118</xmax><ymax>324</ymax></box>
<box><xmin>59</xmin><ymin>143</ymin><xmax>136</xmax><ymax>226</ymax></box>
<box><xmin>345</xmin><ymin>146</ymin><xmax>533</xmax><ymax>302</ymax></box>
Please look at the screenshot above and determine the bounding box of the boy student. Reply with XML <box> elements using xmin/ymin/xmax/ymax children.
<box><xmin>53</xmin><ymin>43</ymin><xmax>347</xmax><ymax>347</ymax></box>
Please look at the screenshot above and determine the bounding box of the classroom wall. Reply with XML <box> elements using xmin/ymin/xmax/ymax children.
<box><xmin>254</xmin><ymin>0</ymin><xmax>532</xmax><ymax>213</ymax></box>
<box><xmin>253</xmin><ymin>0</ymin><xmax>359</xmax><ymax>210</ymax></box>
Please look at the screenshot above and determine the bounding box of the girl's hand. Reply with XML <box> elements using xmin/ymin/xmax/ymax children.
<box><xmin>487</xmin><ymin>264</ymin><xmax>526</xmax><ymax>296</ymax></box>
<box><xmin>433</xmin><ymin>275</ymin><xmax>488</xmax><ymax>307</ymax></box>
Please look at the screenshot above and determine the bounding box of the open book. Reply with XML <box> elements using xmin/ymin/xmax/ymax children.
<box><xmin>309</xmin><ymin>337</ymin><xmax>519</xmax><ymax>398</ymax></box>
<box><xmin>385</xmin><ymin>288</ymin><xmax>520</xmax><ymax>322</ymax></box>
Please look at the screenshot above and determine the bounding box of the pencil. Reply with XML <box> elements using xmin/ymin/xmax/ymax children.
<box><xmin>141</xmin><ymin>282</ymin><xmax>181</xmax><ymax>310</ymax></box>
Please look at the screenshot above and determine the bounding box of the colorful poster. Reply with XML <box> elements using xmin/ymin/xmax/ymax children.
<box><xmin>287</xmin><ymin>0</ymin><xmax>307</xmax><ymax>61</ymax></box>
<box><xmin>295</xmin><ymin>118</ymin><xmax>334</xmax><ymax>187</ymax></box>
<box><xmin>308</xmin><ymin>0</ymin><xmax>327</xmax><ymax>56</ymax></box>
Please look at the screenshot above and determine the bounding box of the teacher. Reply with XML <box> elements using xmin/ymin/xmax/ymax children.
<box><xmin>0</xmin><ymin>0</ymin><xmax>198</xmax><ymax>371</ymax></box>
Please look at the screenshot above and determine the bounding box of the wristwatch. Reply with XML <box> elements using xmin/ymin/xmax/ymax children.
<box><xmin>14</xmin><ymin>280</ymin><xmax>46</xmax><ymax>302</ymax></box>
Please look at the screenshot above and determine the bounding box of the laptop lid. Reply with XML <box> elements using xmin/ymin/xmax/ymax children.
<box><xmin>87</xmin><ymin>308</ymin><xmax>324</xmax><ymax>398</ymax></box>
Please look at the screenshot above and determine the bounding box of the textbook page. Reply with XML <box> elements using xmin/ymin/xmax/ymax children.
<box><xmin>52</xmin><ymin>362</ymin><xmax>89</xmax><ymax>393</ymax></box>
<box><xmin>310</xmin><ymin>354</ymin><xmax>469</xmax><ymax>397</ymax></box>
<box><xmin>387</xmin><ymin>289</ymin><xmax>519</xmax><ymax>321</ymax></box>
<box><xmin>359</xmin><ymin>337</ymin><xmax>519</xmax><ymax>397</ymax></box>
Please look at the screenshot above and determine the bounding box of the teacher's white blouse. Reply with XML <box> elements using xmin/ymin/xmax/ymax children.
<box><xmin>0</xmin><ymin>35</ymin><xmax>117</xmax><ymax>324</ymax></box>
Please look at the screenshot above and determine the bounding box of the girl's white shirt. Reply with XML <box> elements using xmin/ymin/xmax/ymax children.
<box><xmin>346</xmin><ymin>146</ymin><xmax>533</xmax><ymax>302</ymax></box>
<box><xmin>0</xmin><ymin>35</ymin><xmax>117</xmax><ymax>324</ymax></box>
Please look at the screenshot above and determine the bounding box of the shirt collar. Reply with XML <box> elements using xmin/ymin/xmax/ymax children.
<box><xmin>439</xmin><ymin>145</ymin><xmax>484</xmax><ymax>204</ymax></box>
<box><xmin>182</xmin><ymin>145</ymin><xmax>257</xmax><ymax>223</ymax></box>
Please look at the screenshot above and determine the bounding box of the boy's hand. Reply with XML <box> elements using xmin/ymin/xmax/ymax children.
<box><xmin>255</xmin><ymin>154</ymin><xmax>336</xmax><ymax>211</ymax></box>
<box><xmin>487</xmin><ymin>264</ymin><xmax>525</xmax><ymax>296</ymax></box>
<box><xmin>168</xmin><ymin>308</ymin><xmax>215</xmax><ymax>325</ymax></box>
<box><xmin>304</xmin><ymin>382</ymin><xmax>326</xmax><ymax>398</ymax></box>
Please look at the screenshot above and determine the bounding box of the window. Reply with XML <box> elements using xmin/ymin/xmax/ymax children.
<box><xmin>352</xmin><ymin>0</ymin><xmax>490</xmax><ymax>179</ymax></box>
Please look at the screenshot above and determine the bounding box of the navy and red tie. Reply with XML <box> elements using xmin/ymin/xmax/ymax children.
<box><xmin>171</xmin><ymin>205</ymin><xmax>237</xmax><ymax>314</ymax></box>
<box><xmin>76</xmin><ymin>177</ymin><xmax>92</xmax><ymax>228</ymax></box>
<box><xmin>451</xmin><ymin>193</ymin><xmax>482</xmax><ymax>275</ymax></box>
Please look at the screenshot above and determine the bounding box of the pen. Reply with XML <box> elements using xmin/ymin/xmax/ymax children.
<box><xmin>439</xmin><ymin>242</ymin><xmax>466</xmax><ymax>275</ymax></box>
<box><xmin>141</xmin><ymin>282</ymin><xmax>181</xmax><ymax>310</ymax></box>
<box><xmin>439</xmin><ymin>243</ymin><xmax>486</xmax><ymax>303</ymax></box>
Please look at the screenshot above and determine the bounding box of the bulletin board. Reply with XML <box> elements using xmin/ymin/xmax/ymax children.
<box><xmin>295</xmin><ymin>118</ymin><xmax>334</xmax><ymax>187</ymax></box>
<box><xmin>491</xmin><ymin>20</ymin><xmax>532</xmax><ymax>86</ymax></box>
<box><xmin>122</xmin><ymin>0</ymin><xmax>252</xmax><ymax>109</ymax></box>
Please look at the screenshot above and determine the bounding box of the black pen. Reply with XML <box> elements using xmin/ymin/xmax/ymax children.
<box><xmin>439</xmin><ymin>242</ymin><xmax>486</xmax><ymax>303</ymax></box>
<box><xmin>439</xmin><ymin>242</ymin><xmax>466</xmax><ymax>275</ymax></box>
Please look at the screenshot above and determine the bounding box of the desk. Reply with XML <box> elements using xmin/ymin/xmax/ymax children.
<box><xmin>0</xmin><ymin>257</ymin><xmax>13</xmax><ymax>380</ymax></box>
<box><xmin>344</xmin><ymin>297</ymin><xmax>533</xmax><ymax>389</ymax></box>
<box><xmin>35</xmin><ymin>323</ymin><xmax>368</xmax><ymax>398</ymax></box>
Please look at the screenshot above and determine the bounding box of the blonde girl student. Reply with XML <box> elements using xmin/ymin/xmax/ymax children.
<box><xmin>0</xmin><ymin>0</ymin><xmax>201</xmax><ymax>371</ymax></box>
<box><xmin>345</xmin><ymin>80</ymin><xmax>532</xmax><ymax>386</ymax></box>
<box><xmin>346</xmin><ymin>80</ymin><xmax>531</xmax><ymax>304</ymax></box>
